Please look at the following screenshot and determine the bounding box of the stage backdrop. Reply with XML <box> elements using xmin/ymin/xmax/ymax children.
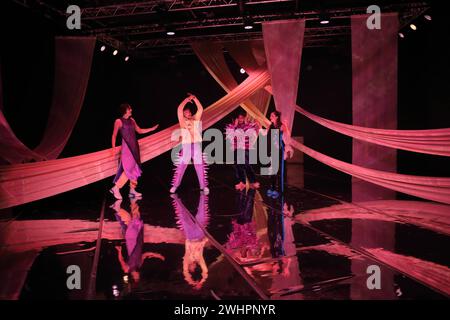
<box><xmin>351</xmin><ymin>13</ymin><xmax>399</xmax><ymax>202</ymax></box>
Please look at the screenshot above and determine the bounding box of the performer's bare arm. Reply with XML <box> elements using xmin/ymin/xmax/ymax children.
<box><xmin>131</xmin><ymin>118</ymin><xmax>159</xmax><ymax>134</ymax></box>
<box><xmin>111</xmin><ymin>119</ymin><xmax>122</xmax><ymax>155</ymax></box>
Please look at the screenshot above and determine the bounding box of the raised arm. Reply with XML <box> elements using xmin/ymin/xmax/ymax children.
<box><xmin>111</xmin><ymin>119</ymin><xmax>122</xmax><ymax>155</ymax></box>
<box><xmin>192</xmin><ymin>96</ymin><xmax>203</xmax><ymax>120</ymax></box>
<box><xmin>131</xmin><ymin>118</ymin><xmax>159</xmax><ymax>134</ymax></box>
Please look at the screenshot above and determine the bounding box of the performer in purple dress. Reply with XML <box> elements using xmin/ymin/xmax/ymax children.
<box><xmin>110</xmin><ymin>103</ymin><xmax>159</xmax><ymax>199</ymax></box>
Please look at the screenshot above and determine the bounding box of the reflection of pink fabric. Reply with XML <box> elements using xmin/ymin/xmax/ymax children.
<box><xmin>0</xmin><ymin>69</ymin><xmax>270</xmax><ymax>209</ymax></box>
<box><xmin>262</xmin><ymin>19</ymin><xmax>305</xmax><ymax>132</ymax></box>
<box><xmin>0</xmin><ymin>37</ymin><xmax>95</xmax><ymax>163</ymax></box>
<box><xmin>296</xmin><ymin>105</ymin><xmax>450</xmax><ymax>157</ymax></box>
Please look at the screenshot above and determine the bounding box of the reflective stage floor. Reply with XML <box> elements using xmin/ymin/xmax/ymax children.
<box><xmin>1</xmin><ymin>161</ymin><xmax>449</xmax><ymax>300</ymax></box>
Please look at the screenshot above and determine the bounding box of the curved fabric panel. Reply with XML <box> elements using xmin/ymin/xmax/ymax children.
<box><xmin>225</xmin><ymin>40</ymin><xmax>272</xmax><ymax>116</ymax></box>
<box><xmin>0</xmin><ymin>36</ymin><xmax>96</xmax><ymax>164</ymax></box>
<box><xmin>290</xmin><ymin>140</ymin><xmax>450</xmax><ymax>204</ymax></box>
<box><xmin>296</xmin><ymin>105</ymin><xmax>450</xmax><ymax>157</ymax></box>
<box><xmin>0</xmin><ymin>69</ymin><xmax>270</xmax><ymax>209</ymax></box>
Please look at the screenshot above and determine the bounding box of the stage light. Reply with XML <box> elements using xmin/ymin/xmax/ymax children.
<box><xmin>100</xmin><ymin>45</ymin><xmax>106</xmax><ymax>52</ymax></box>
<box><xmin>166</xmin><ymin>26</ymin><xmax>176</xmax><ymax>36</ymax></box>
<box><xmin>125</xmin><ymin>56</ymin><xmax>129</xmax><ymax>62</ymax></box>
<box><xmin>398</xmin><ymin>32</ymin><xmax>405</xmax><ymax>38</ymax></box>
<box><xmin>244</xmin><ymin>21</ymin><xmax>254</xmax><ymax>30</ymax></box>
<box><xmin>319</xmin><ymin>13</ymin><xmax>330</xmax><ymax>25</ymax></box>
<box><xmin>240</xmin><ymin>68</ymin><xmax>246</xmax><ymax>74</ymax></box>
<box><xmin>424</xmin><ymin>14</ymin><xmax>432</xmax><ymax>21</ymax></box>
<box><xmin>410</xmin><ymin>23</ymin><xmax>417</xmax><ymax>31</ymax></box>
<box><xmin>113</xmin><ymin>49</ymin><xmax>118</xmax><ymax>56</ymax></box>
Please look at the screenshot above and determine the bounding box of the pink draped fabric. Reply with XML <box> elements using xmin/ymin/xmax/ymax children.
<box><xmin>0</xmin><ymin>69</ymin><xmax>270</xmax><ymax>209</ymax></box>
<box><xmin>351</xmin><ymin>13</ymin><xmax>399</xmax><ymax>201</ymax></box>
<box><xmin>192</xmin><ymin>42</ymin><xmax>271</xmax><ymax>121</ymax></box>
<box><xmin>262</xmin><ymin>19</ymin><xmax>305</xmax><ymax>131</ymax></box>
<box><xmin>296</xmin><ymin>105</ymin><xmax>450</xmax><ymax>157</ymax></box>
<box><xmin>0</xmin><ymin>36</ymin><xmax>95</xmax><ymax>163</ymax></box>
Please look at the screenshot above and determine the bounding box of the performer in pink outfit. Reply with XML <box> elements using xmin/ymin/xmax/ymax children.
<box><xmin>170</xmin><ymin>94</ymin><xmax>209</xmax><ymax>194</ymax></box>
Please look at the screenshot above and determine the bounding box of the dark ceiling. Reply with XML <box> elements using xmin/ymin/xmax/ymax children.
<box><xmin>12</xmin><ymin>0</ymin><xmax>430</xmax><ymax>58</ymax></box>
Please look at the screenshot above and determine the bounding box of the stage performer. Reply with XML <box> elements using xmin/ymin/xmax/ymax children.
<box><xmin>264</xmin><ymin>111</ymin><xmax>293</xmax><ymax>198</ymax></box>
<box><xmin>170</xmin><ymin>94</ymin><xmax>209</xmax><ymax>194</ymax></box>
<box><xmin>110</xmin><ymin>103</ymin><xmax>159</xmax><ymax>200</ymax></box>
<box><xmin>225</xmin><ymin>110</ymin><xmax>260</xmax><ymax>190</ymax></box>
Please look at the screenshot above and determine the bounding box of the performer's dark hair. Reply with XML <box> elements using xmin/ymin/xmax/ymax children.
<box><xmin>183</xmin><ymin>103</ymin><xmax>196</xmax><ymax>114</ymax></box>
<box><xmin>119</xmin><ymin>103</ymin><xmax>131</xmax><ymax>116</ymax></box>
<box><xmin>237</xmin><ymin>109</ymin><xmax>247</xmax><ymax>117</ymax></box>
<box><xmin>271</xmin><ymin>110</ymin><xmax>282</xmax><ymax>127</ymax></box>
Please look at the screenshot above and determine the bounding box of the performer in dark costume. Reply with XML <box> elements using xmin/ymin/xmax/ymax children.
<box><xmin>110</xmin><ymin>103</ymin><xmax>159</xmax><ymax>199</ymax></box>
<box><xmin>265</xmin><ymin>111</ymin><xmax>293</xmax><ymax>198</ymax></box>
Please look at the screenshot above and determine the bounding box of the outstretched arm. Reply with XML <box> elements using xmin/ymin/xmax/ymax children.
<box><xmin>111</xmin><ymin>119</ymin><xmax>121</xmax><ymax>155</ymax></box>
<box><xmin>131</xmin><ymin>118</ymin><xmax>159</xmax><ymax>134</ymax></box>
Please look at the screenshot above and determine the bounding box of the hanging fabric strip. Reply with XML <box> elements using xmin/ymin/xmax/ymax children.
<box><xmin>0</xmin><ymin>36</ymin><xmax>96</xmax><ymax>163</ymax></box>
<box><xmin>262</xmin><ymin>19</ymin><xmax>305</xmax><ymax>132</ymax></box>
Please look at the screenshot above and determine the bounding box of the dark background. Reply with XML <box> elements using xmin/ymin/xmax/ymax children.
<box><xmin>1</xmin><ymin>1</ymin><xmax>449</xmax><ymax>197</ymax></box>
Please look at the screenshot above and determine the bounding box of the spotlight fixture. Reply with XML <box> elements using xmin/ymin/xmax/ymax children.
<box><xmin>240</xmin><ymin>68</ymin><xmax>246</xmax><ymax>74</ymax></box>
<box><xmin>100</xmin><ymin>45</ymin><xmax>106</xmax><ymax>52</ymax></box>
<box><xmin>113</xmin><ymin>49</ymin><xmax>118</xmax><ymax>56</ymax></box>
<box><xmin>166</xmin><ymin>26</ymin><xmax>176</xmax><ymax>36</ymax></box>
<box><xmin>424</xmin><ymin>14</ymin><xmax>432</xmax><ymax>21</ymax></box>
<box><xmin>243</xmin><ymin>17</ymin><xmax>254</xmax><ymax>30</ymax></box>
<box><xmin>410</xmin><ymin>23</ymin><xmax>417</xmax><ymax>31</ymax></box>
<box><xmin>319</xmin><ymin>12</ymin><xmax>330</xmax><ymax>25</ymax></box>
<box><xmin>398</xmin><ymin>32</ymin><xmax>405</xmax><ymax>38</ymax></box>
<box><xmin>125</xmin><ymin>56</ymin><xmax>129</xmax><ymax>62</ymax></box>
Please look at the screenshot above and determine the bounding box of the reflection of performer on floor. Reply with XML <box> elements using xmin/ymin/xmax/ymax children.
<box><xmin>170</xmin><ymin>94</ymin><xmax>209</xmax><ymax>195</ymax></box>
<box><xmin>171</xmin><ymin>192</ymin><xmax>209</xmax><ymax>290</ymax></box>
<box><xmin>225</xmin><ymin>188</ymin><xmax>263</xmax><ymax>262</ymax></box>
<box><xmin>111</xmin><ymin>199</ymin><xmax>165</xmax><ymax>285</ymax></box>
<box><xmin>225</xmin><ymin>110</ymin><xmax>260</xmax><ymax>191</ymax></box>
<box><xmin>262</xmin><ymin>111</ymin><xmax>294</xmax><ymax>198</ymax></box>
<box><xmin>110</xmin><ymin>103</ymin><xmax>159</xmax><ymax>200</ymax></box>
